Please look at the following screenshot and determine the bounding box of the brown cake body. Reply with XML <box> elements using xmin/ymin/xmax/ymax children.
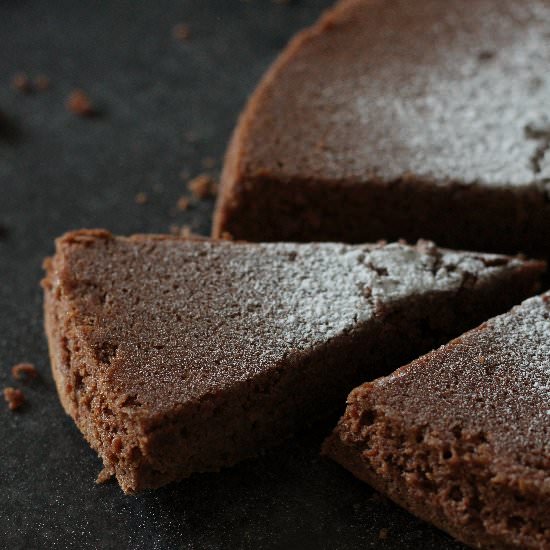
<box><xmin>43</xmin><ymin>230</ymin><xmax>543</xmax><ymax>493</ymax></box>
<box><xmin>213</xmin><ymin>0</ymin><xmax>550</xmax><ymax>259</ymax></box>
<box><xmin>324</xmin><ymin>293</ymin><xmax>550</xmax><ymax>549</ymax></box>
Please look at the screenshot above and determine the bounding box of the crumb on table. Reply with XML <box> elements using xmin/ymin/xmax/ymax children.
<box><xmin>66</xmin><ymin>89</ymin><xmax>96</xmax><ymax>117</ymax></box>
<box><xmin>176</xmin><ymin>196</ymin><xmax>191</xmax><ymax>211</ymax></box>
<box><xmin>173</xmin><ymin>23</ymin><xmax>191</xmax><ymax>41</ymax></box>
<box><xmin>378</xmin><ymin>528</ymin><xmax>389</xmax><ymax>540</ymax></box>
<box><xmin>3</xmin><ymin>387</ymin><xmax>25</xmax><ymax>411</ymax></box>
<box><xmin>11</xmin><ymin>362</ymin><xmax>38</xmax><ymax>382</ymax></box>
<box><xmin>11</xmin><ymin>73</ymin><xmax>32</xmax><ymax>94</ymax></box>
<box><xmin>187</xmin><ymin>174</ymin><xmax>218</xmax><ymax>199</ymax></box>
<box><xmin>34</xmin><ymin>75</ymin><xmax>50</xmax><ymax>91</ymax></box>
<box><xmin>201</xmin><ymin>156</ymin><xmax>217</xmax><ymax>169</ymax></box>
<box><xmin>135</xmin><ymin>192</ymin><xmax>149</xmax><ymax>205</ymax></box>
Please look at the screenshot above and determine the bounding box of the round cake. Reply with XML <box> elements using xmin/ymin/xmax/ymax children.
<box><xmin>214</xmin><ymin>0</ymin><xmax>550</xmax><ymax>260</ymax></box>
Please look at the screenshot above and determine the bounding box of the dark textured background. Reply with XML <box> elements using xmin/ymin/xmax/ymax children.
<box><xmin>0</xmin><ymin>2</ymin><xmax>464</xmax><ymax>548</ymax></box>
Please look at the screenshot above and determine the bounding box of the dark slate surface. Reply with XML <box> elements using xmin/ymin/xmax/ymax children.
<box><xmin>0</xmin><ymin>2</ymin><xmax>464</xmax><ymax>549</ymax></box>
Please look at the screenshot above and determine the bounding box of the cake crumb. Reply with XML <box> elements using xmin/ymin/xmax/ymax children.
<box><xmin>3</xmin><ymin>387</ymin><xmax>25</xmax><ymax>411</ymax></box>
<box><xmin>135</xmin><ymin>192</ymin><xmax>149</xmax><ymax>205</ymax></box>
<box><xmin>173</xmin><ymin>23</ymin><xmax>191</xmax><ymax>41</ymax></box>
<box><xmin>220</xmin><ymin>231</ymin><xmax>233</xmax><ymax>241</ymax></box>
<box><xmin>169</xmin><ymin>224</ymin><xmax>204</xmax><ymax>239</ymax></box>
<box><xmin>378</xmin><ymin>528</ymin><xmax>389</xmax><ymax>540</ymax></box>
<box><xmin>182</xmin><ymin>226</ymin><xmax>193</xmax><ymax>238</ymax></box>
<box><xmin>176</xmin><ymin>196</ymin><xmax>191</xmax><ymax>211</ymax></box>
<box><xmin>11</xmin><ymin>73</ymin><xmax>32</xmax><ymax>94</ymax></box>
<box><xmin>34</xmin><ymin>75</ymin><xmax>50</xmax><ymax>91</ymax></box>
<box><xmin>188</xmin><ymin>174</ymin><xmax>218</xmax><ymax>199</ymax></box>
<box><xmin>66</xmin><ymin>89</ymin><xmax>96</xmax><ymax>117</ymax></box>
<box><xmin>201</xmin><ymin>156</ymin><xmax>217</xmax><ymax>169</ymax></box>
<box><xmin>11</xmin><ymin>363</ymin><xmax>38</xmax><ymax>382</ymax></box>
<box><xmin>96</xmin><ymin>467</ymin><xmax>113</xmax><ymax>484</ymax></box>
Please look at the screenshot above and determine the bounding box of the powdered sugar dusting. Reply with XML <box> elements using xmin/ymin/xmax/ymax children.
<box><xmin>225</xmin><ymin>241</ymin><xmax>521</xmax><ymax>350</ymax></box>
<box><xmin>246</xmin><ymin>0</ymin><xmax>550</xmax><ymax>188</ymax></box>
<box><xmin>486</xmin><ymin>294</ymin><xmax>550</xmax><ymax>414</ymax></box>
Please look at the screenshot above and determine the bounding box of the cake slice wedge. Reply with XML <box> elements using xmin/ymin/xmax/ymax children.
<box><xmin>42</xmin><ymin>230</ymin><xmax>544</xmax><ymax>493</ymax></box>
<box><xmin>324</xmin><ymin>293</ymin><xmax>550</xmax><ymax>549</ymax></box>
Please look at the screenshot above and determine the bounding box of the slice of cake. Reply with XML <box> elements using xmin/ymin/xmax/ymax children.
<box><xmin>213</xmin><ymin>0</ymin><xmax>550</xmax><ymax>260</ymax></box>
<box><xmin>324</xmin><ymin>293</ymin><xmax>550</xmax><ymax>549</ymax></box>
<box><xmin>42</xmin><ymin>230</ymin><xmax>544</xmax><ymax>493</ymax></box>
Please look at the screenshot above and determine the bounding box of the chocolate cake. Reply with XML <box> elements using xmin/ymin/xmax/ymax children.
<box><xmin>42</xmin><ymin>230</ymin><xmax>544</xmax><ymax>493</ymax></box>
<box><xmin>324</xmin><ymin>293</ymin><xmax>550</xmax><ymax>549</ymax></box>
<box><xmin>213</xmin><ymin>0</ymin><xmax>550</xmax><ymax>260</ymax></box>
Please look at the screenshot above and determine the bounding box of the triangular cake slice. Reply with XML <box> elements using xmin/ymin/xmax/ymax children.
<box><xmin>324</xmin><ymin>293</ymin><xmax>550</xmax><ymax>549</ymax></box>
<box><xmin>42</xmin><ymin>230</ymin><xmax>544</xmax><ymax>493</ymax></box>
<box><xmin>213</xmin><ymin>0</ymin><xmax>550</xmax><ymax>259</ymax></box>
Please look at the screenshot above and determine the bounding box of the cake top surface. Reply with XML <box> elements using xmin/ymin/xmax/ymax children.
<box><xmin>236</xmin><ymin>0</ymin><xmax>550</xmax><ymax>190</ymax></box>
<box><xmin>369</xmin><ymin>292</ymin><xmax>550</xmax><ymax>466</ymax></box>
<box><xmin>46</xmin><ymin>230</ymin><xmax>536</xmax><ymax>417</ymax></box>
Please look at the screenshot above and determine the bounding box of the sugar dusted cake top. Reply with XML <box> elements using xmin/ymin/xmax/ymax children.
<box><xmin>236</xmin><ymin>0</ymin><xmax>550</xmax><ymax>189</ymax></box>
<box><xmin>44</xmin><ymin>231</ymin><xmax>538</xmax><ymax>416</ymax></box>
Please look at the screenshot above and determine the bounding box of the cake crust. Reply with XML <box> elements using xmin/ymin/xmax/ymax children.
<box><xmin>43</xmin><ymin>230</ymin><xmax>544</xmax><ymax>493</ymax></box>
